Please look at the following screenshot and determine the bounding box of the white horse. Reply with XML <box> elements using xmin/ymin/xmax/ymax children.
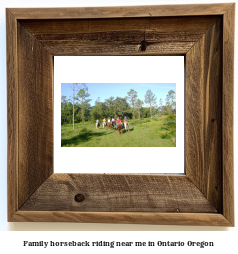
<box><xmin>102</xmin><ymin>122</ymin><xmax>106</xmax><ymax>129</ymax></box>
<box><xmin>95</xmin><ymin>122</ymin><xmax>99</xmax><ymax>129</ymax></box>
<box><xmin>124</xmin><ymin>122</ymin><xmax>129</xmax><ymax>132</ymax></box>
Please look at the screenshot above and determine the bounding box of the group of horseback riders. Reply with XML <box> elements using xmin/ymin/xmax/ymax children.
<box><xmin>96</xmin><ymin>116</ymin><xmax>129</xmax><ymax>130</ymax></box>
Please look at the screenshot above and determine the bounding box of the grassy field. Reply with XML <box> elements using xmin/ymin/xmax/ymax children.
<box><xmin>61</xmin><ymin>115</ymin><xmax>176</xmax><ymax>147</ymax></box>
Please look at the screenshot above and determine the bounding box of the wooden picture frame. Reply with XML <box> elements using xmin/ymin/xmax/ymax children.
<box><xmin>7</xmin><ymin>3</ymin><xmax>234</xmax><ymax>226</ymax></box>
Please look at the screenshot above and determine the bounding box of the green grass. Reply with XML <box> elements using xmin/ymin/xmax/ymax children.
<box><xmin>61</xmin><ymin>115</ymin><xmax>176</xmax><ymax>147</ymax></box>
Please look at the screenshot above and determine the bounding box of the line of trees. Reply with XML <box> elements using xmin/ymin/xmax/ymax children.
<box><xmin>61</xmin><ymin>84</ymin><xmax>176</xmax><ymax>126</ymax></box>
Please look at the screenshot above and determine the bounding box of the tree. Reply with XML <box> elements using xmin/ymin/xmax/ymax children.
<box><xmin>70</xmin><ymin>83</ymin><xmax>77</xmax><ymax>130</ymax></box>
<box><xmin>76</xmin><ymin>101</ymin><xmax>92</xmax><ymax>122</ymax></box>
<box><xmin>152</xmin><ymin>105</ymin><xmax>159</xmax><ymax>116</ymax></box>
<box><xmin>142</xmin><ymin>107</ymin><xmax>151</xmax><ymax>118</ymax></box>
<box><xmin>61</xmin><ymin>96</ymin><xmax>69</xmax><ymax>124</ymax></box>
<box><xmin>159</xmin><ymin>98</ymin><xmax>164</xmax><ymax>115</ymax></box>
<box><xmin>115</xmin><ymin>97</ymin><xmax>130</xmax><ymax>118</ymax></box>
<box><xmin>165</xmin><ymin>90</ymin><xmax>176</xmax><ymax>115</ymax></box>
<box><xmin>74</xmin><ymin>102</ymin><xmax>81</xmax><ymax>122</ymax></box>
<box><xmin>144</xmin><ymin>89</ymin><xmax>157</xmax><ymax>119</ymax></box>
<box><xmin>126</xmin><ymin>89</ymin><xmax>138</xmax><ymax>121</ymax></box>
<box><xmin>91</xmin><ymin>97</ymin><xmax>103</xmax><ymax>121</ymax></box>
<box><xmin>75</xmin><ymin>87</ymin><xmax>91</xmax><ymax>123</ymax></box>
<box><xmin>64</xmin><ymin>102</ymin><xmax>73</xmax><ymax>123</ymax></box>
<box><xmin>104</xmin><ymin>96</ymin><xmax>115</xmax><ymax>118</ymax></box>
<box><xmin>135</xmin><ymin>99</ymin><xmax>143</xmax><ymax>120</ymax></box>
<box><xmin>69</xmin><ymin>83</ymin><xmax>88</xmax><ymax>129</ymax></box>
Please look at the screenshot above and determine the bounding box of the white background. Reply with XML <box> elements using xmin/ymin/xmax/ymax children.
<box><xmin>55</xmin><ymin>56</ymin><xmax>184</xmax><ymax>174</ymax></box>
<box><xmin>0</xmin><ymin>0</ymin><xmax>237</xmax><ymax>253</ymax></box>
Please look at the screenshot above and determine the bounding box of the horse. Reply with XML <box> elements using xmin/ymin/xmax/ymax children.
<box><xmin>117</xmin><ymin>124</ymin><xmax>122</xmax><ymax>134</ymax></box>
<box><xmin>107</xmin><ymin>122</ymin><xmax>112</xmax><ymax>130</ymax></box>
<box><xmin>124</xmin><ymin>122</ymin><xmax>129</xmax><ymax>132</ymax></box>
<box><xmin>102</xmin><ymin>122</ymin><xmax>107</xmax><ymax>129</ymax></box>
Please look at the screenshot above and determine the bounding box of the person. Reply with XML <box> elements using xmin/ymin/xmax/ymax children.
<box><xmin>103</xmin><ymin>117</ymin><xmax>106</xmax><ymax>128</ymax></box>
<box><xmin>111</xmin><ymin>117</ymin><xmax>115</xmax><ymax>127</ymax></box>
<box><xmin>95</xmin><ymin>119</ymin><xmax>100</xmax><ymax>129</ymax></box>
<box><xmin>124</xmin><ymin>116</ymin><xmax>129</xmax><ymax>131</ymax></box>
<box><xmin>108</xmin><ymin>118</ymin><xmax>111</xmax><ymax>123</ymax></box>
<box><xmin>116</xmin><ymin>117</ymin><xmax>121</xmax><ymax>129</ymax></box>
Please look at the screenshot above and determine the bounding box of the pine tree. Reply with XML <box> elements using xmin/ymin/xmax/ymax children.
<box><xmin>144</xmin><ymin>89</ymin><xmax>157</xmax><ymax>119</ymax></box>
<box><xmin>126</xmin><ymin>89</ymin><xmax>138</xmax><ymax>121</ymax></box>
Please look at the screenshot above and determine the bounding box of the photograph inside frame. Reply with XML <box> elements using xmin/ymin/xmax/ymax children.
<box><xmin>61</xmin><ymin>83</ymin><xmax>176</xmax><ymax>147</ymax></box>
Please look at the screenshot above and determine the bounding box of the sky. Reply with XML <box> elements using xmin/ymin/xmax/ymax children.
<box><xmin>61</xmin><ymin>83</ymin><xmax>176</xmax><ymax>107</ymax></box>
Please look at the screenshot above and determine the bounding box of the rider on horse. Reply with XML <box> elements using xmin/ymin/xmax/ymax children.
<box><xmin>111</xmin><ymin>117</ymin><xmax>115</xmax><ymax>127</ymax></box>
<box><xmin>102</xmin><ymin>117</ymin><xmax>107</xmax><ymax>128</ymax></box>
<box><xmin>124</xmin><ymin>116</ymin><xmax>129</xmax><ymax>131</ymax></box>
<box><xmin>116</xmin><ymin>117</ymin><xmax>121</xmax><ymax>129</ymax></box>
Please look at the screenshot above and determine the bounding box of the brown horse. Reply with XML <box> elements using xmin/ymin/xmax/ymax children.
<box><xmin>117</xmin><ymin>124</ymin><xmax>122</xmax><ymax>134</ymax></box>
<box><xmin>107</xmin><ymin>122</ymin><xmax>112</xmax><ymax>130</ymax></box>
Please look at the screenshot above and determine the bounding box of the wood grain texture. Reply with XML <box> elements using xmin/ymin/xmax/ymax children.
<box><xmin>186</xmin><ymin>18</ymin><xmax>222</xmax><ymax>212</ymax></box>
<box><xmin>8</xmin><ymin>3</ymin><xmax>233</xmax><ymax>19</ymax></box>
<box><xmin>222</xmin><ymin>4</ymin><xmax>235</xmax><ymax>226</ymax></box>
<box><xmin>38</xmin><ymin>41</ymin><xmax>193</xmax><ymax>56</ymax></box>
<box><xmin>20</xmin><ymin>16</ymin><xmax>218</xmax><ymax>34</ymax></box>
<box><xmin>20</xmin><ymin>174</ymin><xmax>217</xmax><ymax>213</ymax></box>
<box><xmin>11</xmin><ymin>211</ymin><xmax>232</xmax><ymax>226</ymax></box>
<box><xmin>7</xmin><ymin>9</ymin><xmax>18</xmax><ymax>221</ymax></box>
<box><xmin>18</xmin><ymin>23</ymin><xmax>54</xmax><ymax>208</ymax></box>
<box><xmin>19</xmin><ymin>17</ymin><xmax>218</xmax><ymax>56</ymax></box>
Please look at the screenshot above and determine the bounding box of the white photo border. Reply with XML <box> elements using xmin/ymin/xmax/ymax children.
<box><xmin>54</xmin><ymin>56</ymin><xmax>184</xmax><ymax>174</ymax></box>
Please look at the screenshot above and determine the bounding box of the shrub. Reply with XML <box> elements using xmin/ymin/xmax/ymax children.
<box><xmin>158</xmin><ymin>131</ymin><xmax>170</xmax><ymax>139</ymax></box>
<box><xmin>80</xmin><ymin>127</ymin><xmax>88</xmax><ymax>133</ymax></box>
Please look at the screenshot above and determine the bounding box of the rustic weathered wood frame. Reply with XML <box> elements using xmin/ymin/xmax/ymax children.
<box><xmin>7</xmin><ymin>4</ymin><xmax>234</xmax><ymax>226</ymax></box>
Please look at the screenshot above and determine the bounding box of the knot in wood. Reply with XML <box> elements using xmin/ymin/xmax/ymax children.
<box><xmin>140</xmin><ymin>40</ymin><xmax>147</xmax><ymax>51</ymax></box>
<box><xmin>74</xmin><ymin>193</ymin><xmax>85</xmax><ymax>202</ymax></box>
